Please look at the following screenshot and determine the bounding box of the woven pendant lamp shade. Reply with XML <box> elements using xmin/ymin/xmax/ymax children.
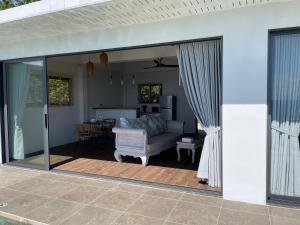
<box><xmin>86</xmin><ymin>61</ymin><xmax>94</xmax><ymax>76</ymax></box>
<box><xmin>100</xmin><ymin>52</ymin><xmax>108</xmax><ymax>68</ymax></box>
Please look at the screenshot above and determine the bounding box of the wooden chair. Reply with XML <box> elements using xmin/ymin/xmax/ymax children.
<box><xmin>102</xmin><ymin>119</ymin><xmax>116</xmax><ymax>139</ymax></box>
<box><xmin>90</xmin><ymin>123</ymin><xmax>103</xmax><ymax>138</ymax></box>
<box><xmin>75</xmin><ymin>124</ymin><xmax>92</xmax><ymax>142</ymax></box>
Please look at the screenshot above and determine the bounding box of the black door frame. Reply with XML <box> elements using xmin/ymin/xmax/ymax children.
<box><xmin>0</xmin><ymin>36</ymin><xmax>223</xmax><ymax>195</ymax></box>
<box><xmin>267</xmin><ymin>27</ymin><xmax>300</xmax><ymax>204</ymax></box>
<box><xmin>2</xmin><ymin>57</ymin><xmax>50</xmax><ymax>171</ymax></box>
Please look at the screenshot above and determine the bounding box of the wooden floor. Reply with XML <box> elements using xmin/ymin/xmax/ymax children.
<box><xmin>51</xmin><ymin>140</ymin><xmax>220</xmax><ymax>192</ymax></box>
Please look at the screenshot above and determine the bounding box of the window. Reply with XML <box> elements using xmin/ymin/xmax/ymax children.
<box><xmin>48</xmin><ymin>76</ymin><xmax>72</xmax><ymax>105</ymax></box>
<box><xmin>27</xmin><ymin>72</ymin><xmax>43</xmax><ymax>106</ymax></box>
<box><xmin>138</xmin><ymin>84</ymin><xmax>162</xmax><ymax>103</ymax></box>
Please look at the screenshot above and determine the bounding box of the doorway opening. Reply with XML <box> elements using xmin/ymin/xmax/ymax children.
<box><xmin>2</xmin><ymin>39</ymin><xmax>222</xmax><ymax>193</ymax></box>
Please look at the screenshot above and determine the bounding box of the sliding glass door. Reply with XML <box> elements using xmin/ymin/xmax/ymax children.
<box><xmin>4</xmin><ymin>58</ymin><xmax>49</xmax><ymax>170</ymax></box>
<box><xmin>269</xmin><ymin>31</ymin><xmax>300</xmax><ymax>201</ymax></box>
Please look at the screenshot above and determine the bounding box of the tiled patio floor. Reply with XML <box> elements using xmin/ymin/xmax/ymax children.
<box><xmin>0</xmin><ymin>165</ymin><xmax>299</xmax><ymax>225</ymax></box>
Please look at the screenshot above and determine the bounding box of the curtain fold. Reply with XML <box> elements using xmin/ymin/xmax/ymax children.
<box><xmin>7</xmin><ymin>63</ymin><xmax>31</xmax><ymax>160</ymax></box>
<box><xmin>271</xmin><ymin>32</ymin><xmax>300</xmax><ymax>197</ymax></box>
<box><xmin>176</xmin><ymin>40</ymin><xmax>222</xmax><ymax>187</ymax></box>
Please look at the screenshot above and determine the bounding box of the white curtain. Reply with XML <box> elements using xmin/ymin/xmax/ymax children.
<box><xmin>271</xmin><ymin>32</ymin><xmax>300</xmax><ymax>197</ymax></box>
<box><xmin>7</xmin><ymin>63</ymin><xmax>31</xmax><ymax>160</ymax></box>
<box><xmin>176</xmin><ymin>40</ymin><xmax>222</xmax><ymax>187</ymax></box>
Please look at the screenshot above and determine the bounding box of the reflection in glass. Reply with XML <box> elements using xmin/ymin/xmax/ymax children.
<box><xmin>270</xmin><ymin>32</ymin><xmax>300</xmax><ymax>197</ymax></box>
<box><xmin>6</xmin><ymin>61</ymin><xmax>46</xmax><ymax>166</ymax></box>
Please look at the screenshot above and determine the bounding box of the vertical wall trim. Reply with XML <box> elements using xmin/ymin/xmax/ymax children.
<box><xmin>0</xmin><ymin>62</ymin><xmax>4</xmax><ymax>164</ymax></box>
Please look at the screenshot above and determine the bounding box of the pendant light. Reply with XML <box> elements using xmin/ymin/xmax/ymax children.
<box><xmin>100</xmin><ymin>52</ymin><xmax>109</xmax><ymax>68</ymax></box>
<box><xmin>131</xmin><ymin>63</ymin><xmax>136</xmax><ymax>85</ymax></box>
<box><xmin>86</xmin><ymin>56</ymin><xmax>94</xmax><ymax>76</ymax></box>
<box><xmin>109</xmin><ymin>67</ymin><xmax>113</xmax><ymax>85</ymax></box>
<box><xmin>121</xmin><ymin>74</ymin><xmax>124</xmax><ymax>86</ymax></box>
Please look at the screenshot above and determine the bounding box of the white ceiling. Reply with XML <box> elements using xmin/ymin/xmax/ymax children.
<box><xmin>0</xmin><ymin>0</ymin><xmax>289</xmax><ymax>44</ymax></box>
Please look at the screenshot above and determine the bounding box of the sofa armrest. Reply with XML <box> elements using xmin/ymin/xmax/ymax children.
<box><xmin>112</xmin><ymin>127</ymin><xmax>146</xmax><ymax>136</ymax></box>
<box><xmin>113</xmin><ymin>127</ymin><xmax>148</xmax><ymax>150</ymax></box>
<box><xmin>167</xmin><ymin>120</ymin><xmax>184</xmax><ymax>134</ymax></box>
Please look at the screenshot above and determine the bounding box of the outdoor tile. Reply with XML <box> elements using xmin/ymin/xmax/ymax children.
<box><xmin>91</xmin><ymin>190</ymin><xmax>141</xmax><ymax>211</ymax></box>
<box><xmin>37</xmin><ymin>172</ymin><xmax>87</xmax><ymax>184</ymax></box>
<box><xmin>112</xmin><ymin>213</ymin><xmax>165</xmax><ymax>225</ymax></box>
<box><xmin>8</xmin><ymin>177</ymin><xmax>78</xmax><ymax>198</ymax></box>
<box><xmin>61</xmin><ymin>185</ymin><xmax>107</xmax><ymax>204</ymax></box>
<box><xmin>164</xmin><ymin>221</ymin><xmax>185</xmax><ymax>225</ymax></box>
<box><xmin>144</xmin><ymin>188</ymin><xmax>183</xmax><ymax>200</ymax></box>
<box><xmin>0</xmin><ymin>166</ymin><xmax>22</xmax><ymax>175</ymax></box>
<box><xmin>167</xmin><ymin>201</ymin><xmax>220</xmax><ymax>225</ymax></box>
<box><xmin>115</xmin><ymin>183</ymin><xmax>150</xmax><ymax>194</ymax></box>
<box><xmin>24</xmin><ymin>199</ymin><xmax>82</xmax><ymax>224</ymax></box>
<box><xmin>181</xmin><ymin>192</ymin><xmax>222</xmax><ymax>207</ymax></box>
<box><xmin>0</xmin><ymin>172</ymin><xmax>31</xmax><ymax>187</ymax></box>
<box><xmin>127</xmin><ymin>195</ymin><xmax>177</xmax><ymax>220</ymax></box>
<box><xmin>271</xmin><ymin>216</ymin><xmax>300</xmax><ymax>225</ymax></box>
<box><xmin>34</xmin><ymin>180</ymin><xmax>79</xmax><ymax>198</ymax></box>
<box><xmin>37</xmin><ymin>172</ymin><xmax>118</xmax><ymax>190</ymax></box>
<box><xmin>7</xmin><ymin>177</ymin><xmax>53</xmax><ymax>193</ymax></box>
<box><xmin>17</xmin><ymin>168</ymin><xmax>42</xmax><ymax>177</ymax></box>
<box><xmin>222</xmin><ymin>200</ymin><xmax>268</xmax><ymax>215</ymax></box>
<box><xmin>269</xmin><ymin>206</ymin><xmax>300</xmax><ymax>220</ymax></box>
<box><xmin>0</xmin><ymin>188</ymin><xmax>23</xmax><ymax>203</ymax></box>
<box><xmin>164</xmin><ymin>222</ymin><xmax>185</xmax><ymax>225</ymax></box>
<box><xmin>60</xmin><ymin>205</ymin><xmax>122</xmax><ymax>225</ymax></box>
<box><xmin>218</xmin><ymin>208</ymin><xmax>270</xmax><ymax>225</ymax></box>
<box><xmin>0</xmin><ymin>193</ymin><xmax>50</xmax><ymax>217</ymax></box>
<box><xmin>81</xmin><ymin>178</ymin><xmax>119</xmax><ymax>190</ymax></box>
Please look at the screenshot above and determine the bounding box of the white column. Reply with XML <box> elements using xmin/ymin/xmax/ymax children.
<box><xmin>222</xmin><ymin>30</ymin><xmax>268</xmax><ymax>205</ymax></box>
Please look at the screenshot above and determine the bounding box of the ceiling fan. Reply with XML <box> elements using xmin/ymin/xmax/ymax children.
<box><xmin>144</xmin><ymin>58</ymin><xmax>179</xmax><ymax>70</ymax></box>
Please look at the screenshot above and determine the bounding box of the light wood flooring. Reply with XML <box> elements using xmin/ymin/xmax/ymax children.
<box><xmin>51</xmin><ymin>141</ymin><xmax>220</xmax><ymax>192</ymax></box>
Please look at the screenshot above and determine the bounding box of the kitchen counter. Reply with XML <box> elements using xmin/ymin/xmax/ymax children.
<box><xmin>93</xmin><ymin>107</ymin><xmax>138</xmax><ymax>110</ymax></box>
<box><xmin>94</xmin><ymin>108</ymin><xmax>138</xmax><ymax>125</ymax></box>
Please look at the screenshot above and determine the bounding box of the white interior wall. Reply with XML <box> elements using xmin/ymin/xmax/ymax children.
<box><xmin>120</xmin><ymin>59</ymin><xmax>196</xmax><ymax>133</ymax></box>
<box><xmin>86</xmin><ymin>64</ymin><xmax>123</xmax><ymax>118</ymax></box>
<box><xmin>47</xmin><ymin>59</ymin><xmax>82</xmax><ymax>148</ymax></box>
<box><xmin>0</xmin><ymin>1</ymin><xmax>300</xmax><ymax>204</ymax></box>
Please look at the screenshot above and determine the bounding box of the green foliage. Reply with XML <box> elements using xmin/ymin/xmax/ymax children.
<box><xmin>0</xmin><ymin>0</ymin><xmax>13</xmax><ymax>10</ymax></box>
<box><xmin>0</xmin><ymin>0</ymin><xmax>39</xmax><ymax>10</ymax></box>
<box><xmin>48</xmin><ymin>77</ymin><xmax>72</xmax><ymax>105</ymax></box>
<box><xmin>139</xmin><ymin>84</ymin><xmax>162</xmax><ymax>103</ymax></box>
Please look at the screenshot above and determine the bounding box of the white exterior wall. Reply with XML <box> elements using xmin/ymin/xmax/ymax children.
<box><xmin>0</xmin><ymin>1</ymin><xmax>300</xmax><ymax>204</ymax></box>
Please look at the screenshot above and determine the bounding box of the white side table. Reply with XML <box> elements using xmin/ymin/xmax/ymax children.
<box><xmin>176</xmin><ymin>141</ymin><xmax>201</xmax><ymax>163</ymax></box>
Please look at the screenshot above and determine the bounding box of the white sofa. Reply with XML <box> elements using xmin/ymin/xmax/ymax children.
<box><xmin>112</xmin><ymin>120</ymin><xmax>184</xmax><ymax>166</ymax></box>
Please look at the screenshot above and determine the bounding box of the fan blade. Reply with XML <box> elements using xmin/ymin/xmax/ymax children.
<box><xmin>144</xmin><ymin>65</ymin><xmax>158</xmax><ymax>69</ymax></box>
<box><xmin>160</xmin><ymin>64</ymin><xmax>179</xmax><ymax>67</ymax></box>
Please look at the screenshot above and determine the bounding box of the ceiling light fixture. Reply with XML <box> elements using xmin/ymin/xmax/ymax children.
<box><xmin>86</xmin><ymin>56</ymin><xmax>94</xmax><ymax>76</ymax></box>
<box><xmin>100</xmin><ymin>52</ymin><xmax>109</xmax><ymax>68</ymax></box>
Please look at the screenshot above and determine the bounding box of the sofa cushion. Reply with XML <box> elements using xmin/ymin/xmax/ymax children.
<box><xmin>141</xmin><ymin>114</ymin><xmax>167</xmax><ymax>137</ymax></box>
<box><xmin>120</xmin><ymin>117</ymin><xmax>150</xmax><ymax>134</ymax></box>
<box><xmin>147</xmin><ymin>133</ymin><xmax>181</xmax><ymax>151</ymax></box>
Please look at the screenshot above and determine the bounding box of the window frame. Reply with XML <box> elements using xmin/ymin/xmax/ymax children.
<box><xmin>138</xmin><ymin>83</ymin><xmax>162</xmax><ymax>104</ymax></box>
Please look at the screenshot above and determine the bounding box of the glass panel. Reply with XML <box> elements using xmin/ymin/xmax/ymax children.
<box><xmin>139</xmin><ymin>84</ymin><xmax>150</xmax><ymax>103</ymax></box>
<box><xmin>6</xmin><ymin>60</ymin><xmax>47</xmax><ymax>167</ymax></box>
<box><xmin>150</xmin><ymin>84</ymin><xmax>162</xmax><ymax>103</ymax></box>
<box><xmin>270</xmin><ymin>32</ymin><xmax>300</xmax><ymax>198</ymax></box>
